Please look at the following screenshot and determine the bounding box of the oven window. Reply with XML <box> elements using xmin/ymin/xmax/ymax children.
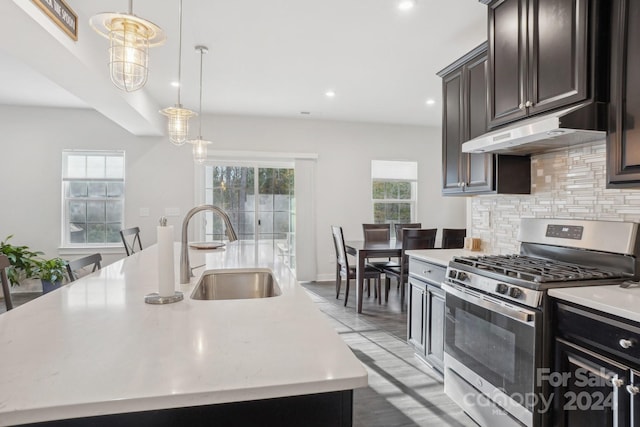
<box><xmin>456</xmin><ymin>309</ymin><xmax>516</xmax><ymax>382</ymax></box>
<box><xmin>445</xmin><ymin>292</ymin><xmax>537</xmax><ymax>403</ymax></box>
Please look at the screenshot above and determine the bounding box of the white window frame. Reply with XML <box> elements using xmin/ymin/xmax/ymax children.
<box><xmin>371</xmin><ymin>160</ymin><xmax>418</xmax><ymax>225</ymax></box>
<box><xmin>61</xmin><ymin>150</ymin><xmax>125</xmax><ymax>249</ymax></box>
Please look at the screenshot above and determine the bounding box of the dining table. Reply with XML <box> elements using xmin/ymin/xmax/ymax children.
<box><xmin>344</xmin><ymin>239</ymin><xmax>402</xmax><ymax>313</ymax></box>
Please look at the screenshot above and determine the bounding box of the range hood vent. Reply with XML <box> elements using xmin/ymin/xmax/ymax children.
<box><xmin>462</xmin><ymin>102</ymin><xmax>607</xmax><ymax>155</ymax></box>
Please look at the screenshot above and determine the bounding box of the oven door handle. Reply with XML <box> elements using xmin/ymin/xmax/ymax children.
<box><xmin>442</xmin><ymin>283</ymin><xmax>536</xmax><ymax>325</ymax></box>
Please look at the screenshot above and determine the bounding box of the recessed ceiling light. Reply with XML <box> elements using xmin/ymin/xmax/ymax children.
<box><xmin>425</xmin><ymin>99</ymin><xmax>436</xmax><ymax>106</ymax></box>
<box><xmin>398</xmin><ymin>0</ymin><xmax>416</xmax><ymax>11</ymax></box>
<box><xmin>170</xmin><ymin>81</ymin><xmax>180</xmax><ymax>87</ymax></box>
<box><xmin>325</xmin><ymin>90</ymin><xmax>336</xmax><ymax>98</ymax></box>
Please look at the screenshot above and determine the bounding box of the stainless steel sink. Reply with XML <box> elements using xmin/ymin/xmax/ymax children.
<box><xmin>190</xmin><ymin>268</ymin><xmax>282</xmax><ymax>300</ymax></box>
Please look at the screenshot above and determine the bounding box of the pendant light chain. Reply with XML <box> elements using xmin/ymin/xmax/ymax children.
<box><xmin>197</xmin><ymin>46</ymin><xmax>204</xmax><ymax>137</ymax></box>
<box><xmin>177</xmin><ymin>0</ymin><xmax>183</xmax><ymax>106</ymax></box>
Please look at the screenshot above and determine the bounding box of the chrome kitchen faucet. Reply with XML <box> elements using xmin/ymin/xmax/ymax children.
<box><xmin>180</xmin><ymin>205</ymin><xmax>238</xmax><ymax>284</ymax></box>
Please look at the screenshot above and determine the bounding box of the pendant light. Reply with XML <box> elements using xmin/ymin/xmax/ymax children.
<box><xmin>159</xmin><ymin>0</ymin><xmax>195</xmax><ymax>145</ymax></box>
<box><xmin>189</xmin><ymin>46</ymin><xmax>212</xmax><ymax>164</ymax></box>
<box><xmin>90</xmin><ymin>0</ymin><xmax>166</xmax><ymax>92</ymax></box>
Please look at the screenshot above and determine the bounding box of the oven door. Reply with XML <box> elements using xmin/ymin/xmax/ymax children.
<box><xmin>443</xmin><ymin>282</ymin><xmax>540</xmax><ymax>427</ymax></box>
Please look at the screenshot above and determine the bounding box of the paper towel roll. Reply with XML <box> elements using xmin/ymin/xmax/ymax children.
<box><xmin>157</xmin><ymin>225</ymin><xmax>176</xmax><ymax>297</ymax></box>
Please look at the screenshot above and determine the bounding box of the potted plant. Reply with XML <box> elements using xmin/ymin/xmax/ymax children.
<box><xmin>35</xmin><ymin>257</ymin><xmax>68</xmax><ymax>294</ymax></box>
<box><xmin>0</xmin><ymin>235</ymin><xmax>42</xmax><ymax>286</ymax></box>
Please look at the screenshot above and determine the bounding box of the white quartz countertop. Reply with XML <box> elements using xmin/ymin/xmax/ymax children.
<box><xmin>405</xmin><ymin>249</ymin><xmax>485</xmax><ymax>267</ymax></box>
<box><xmin>549</xmin><ymin>284</ymin><xmax>640</xmax><ymax>323</ymax></box>
<box><xmin>0</xmin><ymin>243</ymin><xmax>367</xmax><ymax>426</ymax></box>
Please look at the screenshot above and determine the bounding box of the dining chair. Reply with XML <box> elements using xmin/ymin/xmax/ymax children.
<box><xmin>120</xmin><ymin>227</ymin><xmax>143</xmax><ymax>256</ymax></box>
<box><xmin>394</xmin><ymin>223</ymin><xmax>422</xmax><ymax>242</ymax></box>
<box><xmin>332</xmin><ymin>226</ymin><xmax>382</xmax><ymax>306</ymax></box>
<box><xmin>0</xmin><ymin>254</ymin><xmax>13</xmax><ymax>311</ymax></box>
<box><xmin>362</xmin><ymin>223</ymin><xmax>396</xmax><ymax>270</ymax></box>
<box><xmin>66</xmin><ymin>253</ymin><xmax>103</xmax><ymax>282</ymax></box>
<box><xmin>382</xmin><ymin>228</ymin><xmax>437</xmax><ymax>304</ymax></box>
<box><xmin>442</xmin><ymin>228</ymin><xmax>467</xmax><ymax>249</ymax></box>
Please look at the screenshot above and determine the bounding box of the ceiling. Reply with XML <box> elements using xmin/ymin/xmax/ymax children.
<box><xmin>0</xmin><ymin>0</ymin><xmax>487</xmax><ymax>134</ymax></box>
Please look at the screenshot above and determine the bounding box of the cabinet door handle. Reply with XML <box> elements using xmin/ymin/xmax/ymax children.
<box><xmin>423</xmin><ymin>270</ymin><xmax>431</xmax><ymax>274</ymax></box>
<box><xmin>619</xmin><ymin>338</ymin><xmax>634</xmax><ymax>349</ymax></box>
<box><xmin>525</xmin><ymin>100</ymin><xmax>534</xmax><ymax>107</ymax></box>
<box><xmin>627</xmin><ymin>385</ymin><xmax>640</xmax><ymax>395</ymax></box>
<box><xmin>519</xmin><ymin>103</ymin><xmax>525</xmax><ymax>110</ymax></box>
<box><xmin>613</xmin><ymin>378</ymin><xmax>625</xmax><ymax>388</ymax></box>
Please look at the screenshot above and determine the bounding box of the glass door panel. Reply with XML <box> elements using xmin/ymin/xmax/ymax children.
<box><xmin>204</xmin><ymin>165</ymin><xmax>295</xmax><ymax>272</ymax></box>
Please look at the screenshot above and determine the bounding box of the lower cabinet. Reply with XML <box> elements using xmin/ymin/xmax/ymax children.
<box><xmin>407</xmin><ymin>257</ymin><xmax>446</xmax><ymax>374</ymax></box>
<box><xmin>552</xmin><ymin>300</ymin><xmax>640</xmax><ymax>427</ymax></box>
<box><xmin>19</xmin><ymin>391</ymin><xmax>354</xmax><ymax>427</ymax></box>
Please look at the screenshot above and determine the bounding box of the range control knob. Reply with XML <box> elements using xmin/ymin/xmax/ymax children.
<box><xmin>509</xmin><ymin>287</ymin><xmax>523</xmax><ymax>299</ymax></box>
<box><xmin>457</xmin><ymin>272</ymin><xmax>469</xmax><ymax>282</ymax></box>
<box><xmin>448</xmin><ymin>269</ymin><xmax>457</xmax><ymax>279</ymax></box>
<box><xmin>495</xmin><ymin>283</ymin><xmax>509</xmax><ymax>294</ymax></box>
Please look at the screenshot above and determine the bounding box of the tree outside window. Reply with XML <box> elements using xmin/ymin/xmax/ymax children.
<box><xmin>371</xmin><ymin>161</ymin><xmax>417</xmax><ymax>225</ymax></box>
<box><xmin>62</xmin><ymin>151</ymin><xmax>125</xmax><ymax>247</ymax></box>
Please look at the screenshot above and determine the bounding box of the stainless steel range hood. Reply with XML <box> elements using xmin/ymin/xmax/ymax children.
<box><xmin>461</xmin><ymin>101</ymin><xmax>607</xmax><ymax>155</ymax></box>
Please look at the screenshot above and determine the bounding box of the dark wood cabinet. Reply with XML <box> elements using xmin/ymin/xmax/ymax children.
<box><xmin>407</xmin><ymin>257</ymin><xmax>446</xmax><ymax>374</ymax></box>
<box><xmin>552</xmin><ymin>300</ymin><xmax>640</xmax><ymax>427</ymax></box>
<box><xmin>488</xmin><ymin>0</ymin><xmax>605</xmax><ymax>128</ymax></box>
<box><xmin>608</xmin><ymin>0</ymin><xmax>640</xmax><ymax>187</ymax></box>
<box><xmin>554</xmin><ymin>339</ymin><xmax>631</xmax><ymax>427</ymax></box>
<box><xmin>439</xmin><ymin>43</ymin><xmax>531</xmax><ymax>196</ymax></box>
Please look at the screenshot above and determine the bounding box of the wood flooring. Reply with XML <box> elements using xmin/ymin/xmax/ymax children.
<box><xmin>302</xmin><ymin>281</ymin><xmax>477</xmax><ymax>427</ymax></box>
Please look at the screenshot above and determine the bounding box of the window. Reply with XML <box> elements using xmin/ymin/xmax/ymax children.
<box><xmin>371</xmin><ymin>160</ymin><xmax>417</xmax><ymax>225</ymax></box>
<box><xmin>61</xmin><ymin>150</ymin><xmax>125</xmax><ymax>247</ymax></box>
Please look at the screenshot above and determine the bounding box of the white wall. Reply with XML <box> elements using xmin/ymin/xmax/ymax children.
<box><xmin>0</xmin><ymin>105</ymin><xmax>466</xmax><ymax>282</ymax></box>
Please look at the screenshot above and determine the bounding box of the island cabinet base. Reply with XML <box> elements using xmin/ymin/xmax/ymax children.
<box><xmin>24</xmin><ymin>390</ymin><xmax>354</xmax><ymax>427</ymax></box>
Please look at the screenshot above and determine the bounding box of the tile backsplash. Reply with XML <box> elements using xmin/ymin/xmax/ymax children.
<box><xmin>470</xmin><ymin>140</ymin><xmax>640</xmax><ymax>253</ymax></box>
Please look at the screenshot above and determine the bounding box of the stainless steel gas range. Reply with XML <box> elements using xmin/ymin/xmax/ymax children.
<box><xmin>443</xmin><ymin>218</ymin><xmax>640</xmax><ymax>427</ymax></box>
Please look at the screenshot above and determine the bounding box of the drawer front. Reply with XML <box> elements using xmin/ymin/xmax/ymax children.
<box><xmin>409</xmin><ymin>258</ymin><xmax>446</xmax><ymax>286</ymax></box>
<box><xmin>556</xmin><ymin>301</ymin><xmax>640</xmax><ymax>366</ymax></box>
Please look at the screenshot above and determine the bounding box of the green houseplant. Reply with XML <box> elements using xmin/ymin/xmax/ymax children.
<box><xmin>0</xmin><ymin>235</ymin><xmax>42</xmax><ymax>286</ymax></box>
<box><xmin>35</xmin><ymin>257</ymin><xmax>68</xmax><ymax>294</ymax></box>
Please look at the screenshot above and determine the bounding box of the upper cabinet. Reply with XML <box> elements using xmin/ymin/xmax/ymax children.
<box><xmin>439</xmin><ymin>44</ymin><xmax>531</xmax><ymax>195</ymax></box>
<box><xmin>488</xmin><ymin>0</ymin><xmax>607</xmax><ymax>129</ymax></box>
<box><xmin>607</xmin><ymin>0</ymin><xmax>640</xmax><ymax>187</ymax></box>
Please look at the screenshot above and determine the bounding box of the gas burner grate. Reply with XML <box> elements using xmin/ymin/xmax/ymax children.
<box><xmin>453</xmin><ymin>255</ymin><xmax>624</xmax><ymax>283</ymax></box>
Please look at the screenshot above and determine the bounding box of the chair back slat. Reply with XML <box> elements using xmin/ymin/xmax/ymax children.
<box><xmin>362</xmin><ymin>223</ymin><xmax>390</xmax><ymax>242</ymax></box>
<box><xmin>0</xmin><ymin>254</ymin><xmax>13</xmax><ymax>311</ymax></box>
<box><xmin>66</xmin><ymin>253</ymin><xmax>103</xmax><ymax>282</ymax></box>
<box><xmin>120</xmin><ymin>227</ymin><xmax>143</xmax><ymax>256</ymax></box>
<box><xmin>331</xmin><ymin>226</ymin><xmax>349</xmax><ymax>269</ymax></box>
<box><xmin>394</xmin><ymin>223</ymin><xmax>422</xmax><ymax>241</ymax></box>
<box><xmin>402</xmin><ymin>228</ymin><xmax>437</xmax><ymax>267</ymax></box>
<box><xmin>442</xmin><ymin>228</ymin><xmax>467</xmax><ymax>249</ymax></box>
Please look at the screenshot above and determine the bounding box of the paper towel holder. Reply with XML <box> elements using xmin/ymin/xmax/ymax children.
<box><xmin>145</xmin><ymin>216</ymin><xmax>184</xmax><ymax>304</ymax></box>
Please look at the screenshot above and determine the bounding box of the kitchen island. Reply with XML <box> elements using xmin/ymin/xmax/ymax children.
<box><xmin>0</xmin><ymin>243</ymin><xmax>367</xmax><ymax>426</ymax></box>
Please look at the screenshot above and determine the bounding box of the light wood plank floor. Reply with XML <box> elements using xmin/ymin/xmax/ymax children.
<box><xmin>302</xmin><ymin>281</ymin><xmax>477</xmax><ymax>427</ymax></box>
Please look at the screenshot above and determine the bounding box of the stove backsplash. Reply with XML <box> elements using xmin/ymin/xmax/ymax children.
<box><xmin>471</xmin><ymin>140</ymin><xmax>640</xmax><ymax>253</ymax></box>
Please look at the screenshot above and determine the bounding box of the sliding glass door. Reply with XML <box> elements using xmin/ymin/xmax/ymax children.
<box><xmin>203</xmin><ymin>164</ymin><xmax>295</xmax><ymax>270</ymax></box>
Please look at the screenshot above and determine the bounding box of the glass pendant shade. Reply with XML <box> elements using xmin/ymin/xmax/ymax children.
<box><xmin>160</xmin><ymin>0</ymin><xmax>195</xmax><ymax>145</ymax></box>
<box><xmin>160</xmin><ymin>105</ymin><xmax>196</xmax><ymax>145</ymax></box>
<box><xmin>90</xmin><ymin>7</ymin><xmax>165</xmax><ymax>92</ymax></box>
<box><xmin>191</xmin><ymin>138</ymin><xmax>212</xmax><ymax>163</ymax></box>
